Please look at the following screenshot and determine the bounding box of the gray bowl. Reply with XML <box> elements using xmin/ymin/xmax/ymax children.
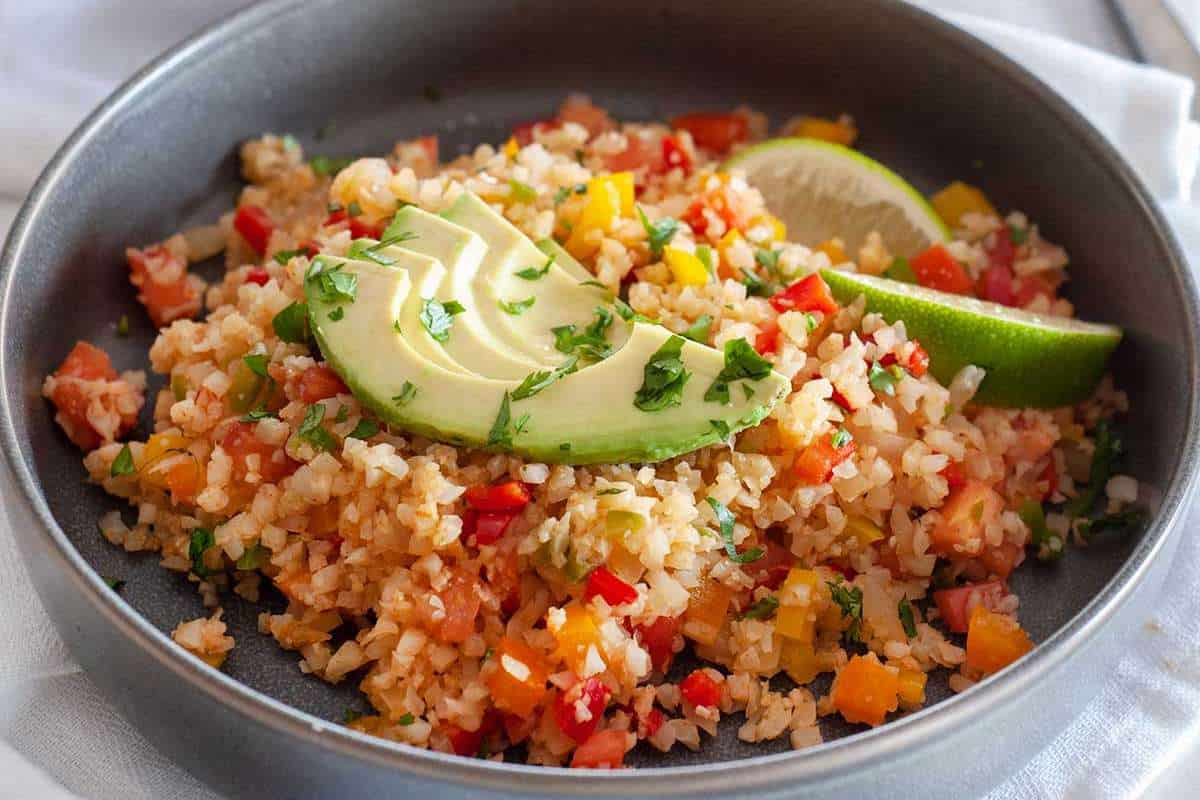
<box><xmin>2</xmin><ymin>0</ymin><xmax>1196</xmax><ymax>797</ymax></box>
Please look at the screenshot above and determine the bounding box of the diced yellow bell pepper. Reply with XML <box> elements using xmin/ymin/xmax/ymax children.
<box><xmin>142</xmin><ymin>433</ymin><xmax>193</xmax><ymax>490</ymax></box>
<box><xmin>790</xmin><ymin>116</ymin><xmax>858</xmax><ymax>147</ymax></box>
<box><xmin>843</xmin><ymin>515</ymin><xmax>885</xmax><ymax>547</ymax></box>
<box><xmin>589</xmin><ymin>172</ymin><xmax>634</xmax><ymax>216</ymax></box>
<box><xmin>552</xmin><ymin>604</ymin><xmax>602</xmax><ymax>675</ymax></box>
<box><xmin>897</xmin><ymin>667</ymin><xmax>927</xmax><ymax>708</ymax></box>
<box><xmin>141</xmin><ymin>432</ymin><xmax>190</xmax><ymax>467</ymax></box>
<box><xmin>606</xmin><ymin>509</ymin><xmax>645</xmax><ymax>535</ymax></box>
<box><xmin>663</xmin><ymin>246</ymin><xmax>709</xmax><ymax>286</ymax></box>
<box><xmin>930</xmin><ymin>181</ymin><xmax>996</xmax><ymax>228</ymax></box>
<box><xmin>682</xmin><ymin>577</ymin><xmax>734</xmax><ymax>646</ymax></box>
<box><xmin>815</xmin><ymin>238</ymin><xmax>848</xmax><ymax>265</ymax></box>
<box><xmin>780</xmin><ymin>640</ymin><xmax>822</xmax><ymax>685</ymax></box>
<box><xmin>502</xmin><ymin>137</ymin><xmax>519</xmax><ymax>160</ymax></box>
<box><xmin>745</xmin><ymin>214</ymin><xmax>787</xmax><ymax>246</ymax></box>
<box><xmin>775</xmin><ymin>568</ymin><xmax>823</xmax><ymax>643</ymax></box>
<box><xmin>565</xmin><ymin>180</ymin><xmax>621</xmax><ymax>259</ymax></box>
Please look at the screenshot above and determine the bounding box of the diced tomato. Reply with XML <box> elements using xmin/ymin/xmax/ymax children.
<box><xmin>584</xmin><ymin>566</ymin><xmax>638</xmax><ymax>606</ymax></box>
<box><xmin>670</xmin><ymin>112</ymin><xmax>749</xmax><ymax>154</ymax></box>
<box><xmin>570</xmin><ymin>729</ymin><xmax>628</xmax><ymax>769</ymax></box>
<box><xmin>682</xmin><ymin>200</ymin><xmax>709</xmax><ymax>236</ymax></box>
<box><xmin>554</xmin><ymin>677</ymin><xmax>612</xmax><ymax>743</ymax></box>
<box><xmin>57</xmin><ymin>340</ymin><xmax>117</xmax><ymax>382</ymax></box>
<box><xmin>754</xmin><ymin>320</ymin><xmax>781</xmax><ymax>355</ymax></box>
<box><xmin>46</xmin><ymin>342</ymin><xmax>134</xmax><ymax>450</ymax></box>
<box><xmin>348</xmin><ymin>216</ymin><xmax>385</xmax><ymax>240</ymax></box>
<box><xmin>220</xmin><ymin>420</ymin><xmax>298</xmax><ymax>484</ymax></box>
<box><xmin>985</xmin><ymin>227</ymin><xmax>1015</xmax><ymax>270</ymax></box>
<box><xmin>438</xmin><ymin>570</ymin><xmax>481</xmax><ymax>643</ymax></box>
<box><xmin>233</xmin><ymin>205</ymin><xmax>274</xmax><ymax>255</ymax></box>
<box><xmin>660</xmin><ymin>135</ymin><xmax>693</xmax><ymax>175</ymax></box>
<box><xmin>512</xmin><ymin>118</ymin><xmax>560</xmax><ymax>146</ymax></box>
<box><xmin>827</xmin><ymin>563</ymin><xmax>857</xmax><ymax>581</ymax></box>
<box><xmin>932</xmin><ymin>580</ymin><xmax>1007</xmax><ymax>634</ymax></box>
<box><xmin>446</xmin><ymin>709</ymin><xmax>501</xmax><ymax>757</ymax></box>
<box><xmin>830</xmin><ymin>389</ymin><xmax>854</xmax><ymax>411</ymax></box>
<box><xmin>557</xmin><ymin>96</ymin><xmax>614</xmax><ymax>138</ymax></box>
<box><xmin>640</xmin><ymin>707</ymin><xmax>665</xmax><ymax>737</ymax></box>
<box><xmin>324</xmin><ymin>209</ymin><xmax>347</xmax><ymax>226</ymax></box>
<box><xmin>465</xmin><ymin>509</ymin><xmax>518</xmax><ymax>546</ymax></box>
<box><xmin>298</xmin><ymin>365</ymin><xmax>349</xmax><ymax>402</ymax></box>
<box><xmin>793</xmin><ymin>435</ymin><xmax>856</xmax><ymax>485</ymax></box>
<box><xmin>930</xmin><ymin>480</ymin><xmax>1004</xmax><ymax>557</ymax></box>
<box><xmin>911</xmin><ymin>244</ymin><xmax>973</xmax><ymax>295</ymax></box>
<box><xmin>1015</xmin><ymin>274</ymin><xmax>1057</xmax><ymax>306</ymax></box>
<box><xmin>679</xmin><ymin>670</ymin><xmax>722</xmax><ymax>708</ymax></box>
<box><xmin>635</xmin><ymin>616</ymin><xmax>680</xmax><ymax>673</ymax></box>
<box><xmin>245</xmin><ymin>267</ymin><xmax>270</xmax><ymax>286</ymax></box>
<box><xmin>604</xmin><ymin>132</ymin><xmax>663</xmax><ymax>173</ymax></box>
<box><xmin>978</xmin><ymin>264</ymin><xmax>1017</xmax><ymax>306</ymax></box>
<box><xmin>126</xmin><ymin>244</ymin><xmax>203</xmax><ymax>327</ymax></box>
<box><xmin>464</xmin><ymin>480</ymin><xmax>531</xmax><ymax>512</ymax></box>
<box><xmin>940</xmin><ymin>461</ymin><xmax>967</xmax><ymax>490</ymax></box>
<box><xmin>1038</xmin><ymin>460</ymin><xmax>1058</xmax><ymax>501</ymax></box>
<box><xmin>769</xmin><ymin>274</ymin><xmax>839</xmax><ymax>315</ymax></box>
<box><xmin>300</xmin><ymin>240</ymin><xmax>320</xmax><ymax>258</ymax></box>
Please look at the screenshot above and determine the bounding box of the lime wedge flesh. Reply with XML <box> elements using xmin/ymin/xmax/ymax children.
<box><xmin>820</xmin><ymin>269</ymin><xmax>1122</xmax><ymax>408</ymax></box>
<box><xmin>722</xmin><ymin>138</ymin><xmax>949</xmax><ymax>258</ymax></box>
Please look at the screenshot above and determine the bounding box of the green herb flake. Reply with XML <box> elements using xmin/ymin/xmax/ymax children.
<box><xmin>512</xmin><ymin>356</ymin><xmax>579</xmax><ymax>401</ymax></box>
<box><xmin>559</xmin><ymin>443</ymin><xmax>571</xmax><ymax>451</ymax></box>
<box><xmin>348</xmin><ymin>419</ymin><xmax>380</xmax><ymax>440</ymax></box>
<box><xmin>552</xmin><ymin>307</ymin><xmax>615</xmax><ymax>362</ymax></box>
<box><xmin>705</xmin><ymin>496</ymin><xmax>763</xmax><ymax>564</ymax></box>
<box><xmin>637</xmin><ymin>206</ymin><xmax>680</xmax><ymax>259</ymax></box>
<box><xmin>695</xmin><ymin>244</ymin><xmax>716</xmax><ymax>278</ymax></box>
<box><xmin>827</xmin><ymin>579</ymin><xmax>864</xmax><ymax>643</ymax></box>
<box><xmin>1018</xmin><ymin>499</ymin><xmax>1064</xmax><ymax>562</ymax></box>
<box><xmin>883</xmin><ymin>256</ymin><xmax>918</xmax><ymax>284</ymax></box>
<box><xmin>596</xmin><ymin>488</ymin><xmax>625</xmax><ymax>496</ymax></box>
<box><xmin>241</xmin><ymin>408</ymin><xmax>277</xmax><ymax>422</ymax></box>
<box><xmin>1066</xmin><ymin>421</ymin><xmax>1122</xmax><ymax>518</ymax></box>
<box><xmin>682</xmin><ymin>314</ymin><xmax>712</xmax><ymax>344</ymax></box>
<box><xmin>297</xmin><ymin>404</ymin><xmax>337</xmax><ymax>452</ymax></box>
<box><xmin>710</xmin><ymin>419</ymin><xmax>732</xmax><ymax>439</ymax></box>
<box><xmin>739</xmin><ymin>595</ymin><xmax>780</xmax><ymax>621</ymax></box>
<box><xmin>334</xmin><ymin>405</ymin><xmax>350</xmax><ymax>424</ymax></box>
<box><xmin>327</xmin><ymin>306</ymin><xmax>344</xmax><ymax>322</ymax></box>
<box><xmin>420</xmin><ymin>298</ymin><xmax>465</xmax><ymax>343</ymax></box>
<box><xmin>553</xmin><ymin>186</ymin><xmax>572</xmax><ymax>206</ymax></box>
<box><xmin>236</xmin><ymin>543</ymin><xmax>269</xmax><ymax>571</ymax></box>
<box><xmin>754</xmin><ymin>248</ymin><xmax>781</xmax><ymax>273</ymax></box>
<box><xmin>310</xmin><ymin>155</ymin><xmax>355</xmax><ymax>177</ymax></box>
<box><xmin>103</xmin><ymin>576</ymin><xmax>125</xmax><ymax>592</ymax></box>
<box><xmin>499</xmin><ymin>296</ymin><xmax>536</xmax><ymax>316</ymax></box>
<box><xmin>1009</xmin><ymin>224</ymin><xmax>1029</xmax><ymax>245</ymax></box>
<box><xmin>242</xmin><ymin>353</ymin><xmax>270</xmax><ymax>378</ymax></box>
<box><xmin>579</xmin><ymin>279</ymin><xmax>609</xmax><ymax>291</ymax></box>
<box><xmin>346</xmin><ymin>200</ymin><xmax>363</xmax><ymax>218</ymax></box>
<box><xmin>308</xmin><ymin>262</ymin><xmax>358</xmax><ymax>304</ymax></box>
<box><xmin>273</xmin><ymin>249</ymin><xmax>305</xmax><ymax>265</ymax></box>
<box><xmin>272</xmin><ymin>302</ymin><xmax>310</xmax><ymax>344</ymax></box>
<box><xmin>189</xmin><ymin>528</ymin><xmax>216</xmax><ymax>577</ymax></box>
<box><xmin>282</xmin><ymin>134</ymin><xmax>300</xmax><ymax>151</ymax></box>
<box><xmin>1077</xmin><ymin>508</ymin><xmax>1146</xmax><ymax>541</ymax></box>
<box><xmin>612</xmin><ymin>297</ymin><xmax>657</xmax><ymax>324</ymax></box>
<box><xmin>515</xmin><ymin>255</ymin><xmax>555</xmax><ymax>280</ymax></box>
<box><xmin>392</xmin><ymin>381</ymin><xmax>418</xmax><ymax>407</ymax></box>
<box><xmin>634</xmin><ymin>335</ymin><xmax>690</xmax><ymax>412</ymax></box>
<box><xmin>704</xmin><ymin>338</ymin><xmax>773</xmax><ymax>404</ymax></box>
<box><xmin>740</xmin><ymin>268</ymin><xmax>771</xmax><ymax>297</ymax></box>
<box><xmin>804</xmin><ymin>312</ymin><xmax>819</xmax><ymax>332</ymax></box>
<box><xmin>116</xmin><ymin>314</ymin><xmax>130</xmax><ymax>337</ymax></box>
<box><xmin>898</xmin><ymin>597</ymin><xmax>917</xmax><ymax>638</ymax></box>
<box><xmin>509</xmin><ymin>179</ymin><xmax>538</xmax><ymax>203</ymax></box>
<box><xmin>487</xmin><ymin>392</ymin><xmax>516</xmax><ymax>450</ymax></box>
<box><xmin>868</xmin><ymin>361</ymin><xmax>900</xmax><ymax>396</ymax></box>
<box><xmin>110</xmin><ymin>444</ymin><xmax>135</xmax><ymax>477</ymax></box>
<box><xmin>398</xmin><ymin>712</ymin><xmax>416</xmax><ymax>725</ymax></box>
<box><xmin>831</xmin><ymin>427</ymin><xmax>853</xmax><ymax>449</ymax></box>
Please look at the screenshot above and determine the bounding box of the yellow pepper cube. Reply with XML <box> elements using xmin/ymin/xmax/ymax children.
<box><xmin>780</xmin><ymin>639</ymin><xmax>822</xmax><ymax>685</ymax></box>
<box><xmin>776</xmin><ymin>568</ymin><xmax>824</xmax><ymax>643</ymax></box>
<box><xmin>897</xmin><ymin>667</ymin><xmax>927</xmax><ymax>708</ymax></box>
<box><xmin>663</xmin><ymin>246</ymin><xmax>709</xmax><ymax>286</ymax></box>
<box><xmin>502</xmin><ymin>137</ymin><xmax>519</xmax><ymax>160</ymax></box>
<box><xmin>682</xmin><ymin>578</ymin><xmax>734</xmax><ymax>646</ymax></box>
<box><xmin>930</xmin><ymin>181</ymin><xmax>996</xmax><ymax>228</ymax></box>
<box><xmin>565</xmin><ymin>180</ymin><xmax>621</xmax><ymax>259</ymax></box>
<box><xmin>745</xmin><ymin>214</ymin><xmax>786</xmax><ymax>246</ymax></box>
<box><xmin>843</xmin><ymin>515</ymin><xmax>885</xmax><ymax>547</ymax></box>
<box><xmin>599</xmin><ymin>171</ymin><xmax>635</xmax><ymax>217</ymax></box>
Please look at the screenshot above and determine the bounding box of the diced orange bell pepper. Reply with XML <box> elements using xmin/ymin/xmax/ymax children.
<box><xmin>790</xmin><ymin>116</ymin><xmax>858</xmax><ymax>147</ymax></box>
<box><xmin>487</xmin><ymin>636</ymin><xmax>549</xmax><ymax>716</ymax></box>
<box><xmin>965</xmin><ymin>606</ymin><xmax>1033</xmax><ymax>675</ymax></box>
<box><xmin>911</xmin><ymin>244</ymin><xmax>974</xmax><ymax>295</ymax></box>
<box><xmin>775</xmin><ymin>568</ymin><xmax>823</xmax><ymax>643</ymax></box>
<box><xmin>682</xmin><ymin>577</ymin><xmax>734</xmax><ymax>646</ymax></box>
<box><xmin>780</xmin><ymin>640</ymin><xmax>823</xmax><ymax>685</ymax></box>
<box><xmin>831</xmin><ymin>653</ymin><xmax>900</xmax><ymax>727</ymax></box>
<box><xmin>897</xmin><ymin>667</ymin><xmax>927</xmax><ymax>708</ymax></box>
<box><xmin>816</xmin><ymin>238</ymin><xmax>848</xmax><ymax>265</ymax></box>
<box><xmin>794</xmin><ymin>433</ymin><xmax>856</xmax><ymax>485</ymax></box>
<box><xmin>931</xmin><ymin>181</ymin><xmax>996</xmax><ymax>228</ymax></box>
<box><xmin>552</xmin><ymin>604</ymin><xmax>603</xmax><ymax>675</ymax></box>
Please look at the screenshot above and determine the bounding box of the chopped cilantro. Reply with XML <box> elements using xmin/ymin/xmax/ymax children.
<box><xmin>392</xmin><ymin>381</ymin><xmax>418</xmax><ymax>406</ymax></box>
<box><xmin>552</xmin><ymin>307</ymin><xmax>614</xmax><ymax>362</ymax></box>
<box><xmin>579</xmin><ymin>279</ymin><xmax>609</xmax><ymax>291</ymax></box>
<box><xmin>188</xmin><ymin>528</ymin><xmax>215</xmax><ymax>577</ymax></box>
<box><xmin>705</xmin><ymin>496</ymin><xmax>763</xmax><ymax>563</ymax></box>
<box><xmin>710</xmin><ymin>419</ymin><xmax>732</xmax><ymax>439</ymax></box>
<box><xmin>334</xmin><ymin>405</ymin><xmax>350</xmax><ymax>424</ymax></box>
<box><xmin>612</xmin><ymin>297</ymin><xmax>657</xmax><ymax>324</ymax></box>
<box><xmin>754</xmin><ymin>248</ymin><xmax>781</xmax><ymax>273</ymax></box>
<box><xmin>273</xmin><ymin>249</ymin><xmax>306</xmax><ymax>265</ymax></box>
<box><xmin>898</xmin><ymin>597</ymin><xmax>917</xmax><ymax>638</ymax></box>
<box><xmin>740</xmin><ymin>267</ymin><xmax>771</xmax><ymax>297</ymax></box>
<box><xmin>831</xmin><ymin>427</ymin><xmax>853</xmax><ymax>449</ymax></box>
<box><xmin>596</xmin><ymin>488</ymin><xmax>625</xmax><ymax>496</ymax></box>
<box><xmin>559</xmin><ymin>443</ymin><xmax>571</xmax><ymax>451</ymax></box>
<box><xmin>515</xmin><ymin>255</ymin><xmax>554</xmax><ymax>280</ymax></box>
<box><xmin>243</xmin><ymin>353</ymin><xmax>269</xmax><ymax>378</ymax></box>
<box><xmin>868</xmin><ymin>361</ymin><xmax>900</xmax><ymax>396</ymax></box>
<box><xmin>804</xmin><ymin>312</ymin><xmax>819</xmax><ymax>332</ymax></box>
<box><xmin>513</xmin><ymin>412</ymin><xmax>531</xmax><ymax>436</ymax></box>
<box><xmin>487</xmin><ymin>392</ymin><xmax>516</xmax><ymax>450</ymax></box>
<box><xmin>1009</xmin><ymin>223</ymin><xmax>1029</xmax><ymax>245</ymax></box>
<box><xmin>103</xmin><ymin>576</ymin><xmax>125</xmax><ymax>592</ymax></box>
<box><xmin>827</xmin><ymin>579</ymin><xmax>864</xmax><ymax>643</ymax></box>
<box><xmin>297</xmin><ymin>404</ymin><xmax>337</xmax><ymax>451</ymax></box>
<box><xmin>883</xmin><ymin>256</ymin><xmax>918</xmax><ymax>284</ymax></box>
<box><xmin>695</xmin><ymin>244</ymin><xmax>716</xmax><ymax>278</ymax></box>
<box><xmin>636</xmin><ymin>206</ymin><xmax>679</xmax><ymax>259</ymax></box>
<box><xmin>704</xmin><ymin>338</ymin><xmax>773</xmax><ymax>404</ymax></box>
<box><xmin>682</xmin><ymin>314</ymin><xmax>712</xmax><ymax>344</ymax></box>
<box><xmin>739</xmin><ymin>595</ymin><xmax>779</xmax><ymax>620</ymax></box>
<box><xmin>742</xmin><ymin>383</ymin><xmax>755</xmax><ymax>400</ymax></box>
<box><xmin>307</xmin><ymin>261</ymin><xmax>358</xmax><ymax>304</ymax></box>
<box><xmin>348</xmin><ymin>419</ymin><xmax>380</xmax><ymax>440</ymax></box>
<box><xmin>499</xmin><ymin>296</ymin><xmax>536</xmax><ymax>316</ymax></box>
<box><xmin>110</xmin><ymin>444</ymin><xmax>135</xmax><ymax>477</ymax></box>
<box><xmin>553</xmin><ymin>186</ymin><xmax>571</xmax><ymax>206</ymax></box>
<box><xmin>1066</xmin><ymin>421</ymin><xmax>1122</xmax><ymax>518</ymax></box>
<box><xmin>511</xmin><ymin>356</ymin><xmax>579</xmax><ymax>401</ymax></box>
<box><xmin>633</xmin><ymin>335</ymin><xmax>690</xmax><ymax>412</ymax></box>
<box><xmin>346</xmin><ymin>239</ymin><xmax>396</xmax><ymax>267</ymax></box>
<box><xmin>236</xmin><ymin>543</ymin><xmax>269</xmax><ymax>571</ymax></box>
<box><xmin>1018</xmin><ymin>499</ymin><xmax>1063</xmax><ymax>562</ymax></box>
<box><xmin>508</xmin><ymin>179</ymin><xmax>538</xmax><ymax>203</ymax></box>
<box><xmin>398</xmin><ymin>712</ymin><xmax>416</xmax><ymax>725</ymax></box>
<box><xmin>420</xmin><ymin>298</ymin><xmax>465</xmax><ymax>343</ymax></box>
<box><xmin>116</xmin><ymin>314</ymin><xmax>130</xmax><ymax>337</ymax></box>
<box><xmin>346</xmin><ymin>200</ymin><xmax>363</xmax><ymax>218</ymax></box>
<box><xmin>272</xmin><ymin>302</ymin><xmax>309</xmax><ymax>344</ymax></box>
<box><xmin>1078</xmin><ymin>508</ymin><xmax>1146</xmax><ymax>541</ymax></box>
<box><xmin>282</xmin><ymin>134</ymin><xmax>300</xmax><ymax>151</ymax></box>
<box><xmin>241</xmin><ymin>408</ymin><xmax>277</xmax><ymax>422</ymax></box>
<box><xmin>309</xmin><ymin>155</ymin><xmax>354</xmax><ymax>177</ymax></box>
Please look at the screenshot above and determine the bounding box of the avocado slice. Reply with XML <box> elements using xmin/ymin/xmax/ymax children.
<box><xmin>442</xmin><ymin>193</ymin><xmax>628</xmax><ymax>364</ymax></box>
<box><xmin>305</xmin><ymin>255</ymin><xmax>790</xmax><ymax>464</ymax></box>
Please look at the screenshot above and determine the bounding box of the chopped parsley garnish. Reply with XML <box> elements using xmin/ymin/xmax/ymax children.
<box><xmin>236</xmin><ymin>543</ymin><xmax>269</xmax><ymax>571</ymax></box>
<box><xmin>553</xmin><ymin>186</ymin><xmax>571</xmax><ymax>206</ymax></box>
<box><xmin>508</xmin><ymin>179</ymin><xmax>538</xmax><ymax>203</ymax></box>
<box><xmin>297</xmin><ymin>404</ymin><xmax>337</xmax><ymax>452</ymax></box>
<box><xmin>612</xmin><ymin>298</ymin><xmax>657</xmax><ymax>324</ymax></box>
<box><xmin>110</xmin><ymin>444</ymin><xmax>135</xmax><ymax>477</ymax></box>
<box><xmin>682</xmin><ymin>314</ymin><xmax>712</xmax><ymax>344</ymax></box>
<box><xmin>898</xmin><ymin>597</ymin><xmax>917</xmax><ymax>638</ymax></box>
<box><xmin>739</xmin><ymin>268</ymin><xmax>771</xmax><ymax>297</ymax></box>
<box><xmin>1009</xmin><ymin>223</ymin><xmax>1029</xmax><ymax>245</ymax></box>
<box><xmin>1066</xmin><ymin>421</ymin><xmax>1122</xmax><ymax>518</ymax></box>
<box><xmin>1078</xmin><ymin>508</ymin><xmax>1146</xmax><ymax>541</ymax></box>
<box><xmin>242</xmin><ymin>353</ymin><xmax>269</xmax><ymax>378</ymax></box>
<box><xmin>307</xmin><ymin>261</ymin><xmax>358</xmax><ymax>304</ymax></box>
<box><xmin>633</xmin><ymin>334</ymin><xmax>690</xmax><ymax>412</ymax></box>
<box><xmin>1018</xmin><ymin>499</ymin><xmax>1063</xmax><ymax>562</ymax></box>
<box><xmin>754</xmin><ymin>248</ymin><xmax>781</xmax><ymax>273</ymax></box>
<box><xmin>116</xmin><ymin>314</ymin><xmax>130</xmax><ymax>337</ymax></box>
<box><xmin>499</xmin><ymin>296</ymin><xmax>536</xmax><ymax>316</ymax></box>
<box><xmin>346</xmin><ymin>239</ymin><xmax>395</xmax><ymax>267</ymax></box>
<box><xmin>419</xmin><ymin>298</ymin><xmax>465</xmax><ymax>343</ymax></box>
<box><xmin>487</xmin><ymin>392</ymin><xmax>517</xmax><ymax>450</ymax></box>
<box><xmin>334</xmin><ymin>405</ymin><xmax>350</xmax><ymax>424</ymax></box>
<box><xmin>103</xmin><ymin>576</ymin><xmax>125</xmax><ymax>592</ymax></box>
<box><xmin>579</xmin><ymin>279</ymin><xmax>609</xmax><ymax>291</ymax></box>
<box><xmin>742</xmin><ymin>383</ymin><xmax>755</xmax><ymax>400</ymax></box>
<box><xmin>552</xmin><ymin>307</ymin><xmax>615</xmax><ymax>361</ymax></box>
<box><xmin>710</xmin><ymin>419</ymin><xmax>732</xmax><ymax>439</ymax></box>
<box><xmin>705</xmin><ymin>497</ymin><xmax>763</xmax><ymax>563</ymax></box>
<box><xmin>827</xmin><ymin>579</ymin><xmax>864</xmax><ymax>643</ymax></box>
<box><xmin>515</xmin><ymin>255</ymin><xmax>554</xmax><ymax>280</ymax></box>
<box><xmin>398</xmin><ymin>712</ymin><xmax>416</xmax><ymax>726</ymax></box>
<box><xmin>831</xmin><ymin>427</ymin><xmax>853</xmax><ymax>449</ymax></box>
<box><xmin>704</xmin><ymin>338</ymin><xmax>773</xmax><ymax>404</ymax></box>
<box><xmin>514</xmin><ymin>412</ymin><xmax>531</xmax><ymax>436</ymax></box>
<box><xmin>511</xmin><ymin>356</ymin><xmax>579</xmax><ymax>401</ymax></box>
<box><xmin>189</xmin><ymin>528</ymin><xmax>215</xmax><ymax>577</ymax></box>
<box><xmin>868</xmin><ymin>361</ymin><xmax>903</xmax><ymax>396</ymax></box>
<box><xmin>636</xmin><ymin>206</ymin><xmax>679</xmax><ymax>259</ymax></box>
<box><xmin>309</xmin><ymin>155</ymin><xmax>354</xmax><ymax>177</ymax></box>
<box><xmin>596</xmin><ymin>488</ymin><xmax>625</xmax><ymax>496</ymax></box>
<box><xmin>348</xmin><ymin>419</ymin><xmax>380</xmax><ymax>440</ymax></box>
<box><xmin>282</xmin><ymin>134</ymin><xmax>300</xmax><ymax>151</ymax></box>
<box><xmin>273</xmin><ymin>248</ymin><xmax>305</xmax><ymax>265</ymax></box>
<box><xmin>242</xmin><ymin>408</ymin><xmax>277</xmax><ymax>422</ymax></box>
<box><xmin>883</xmin><ymin>256</ymin><xmax>918</xmax><ymax>283</ymax></box>
<box><xmin>804</xmin><ymin>312</ymin><xmax>819</xmax><ymax>332</ymax></box>
<box><xmin>392</xmin><ymin>381</ymin><xmax>418</xmax><ymax>406</ymax></box>
<box><xmin>739</xmin><ymin>595</ymin><xmax>780</xmax><ymax>621</ymax></box>
<box><xmin>346</xmin><ymin>200</ymin><xmax>363</xmax><ymax>218</ymax></box>
<box><xmin>272</xmin><ymin>302</ymin><xmax>309</xmax><ymax>344</ymax></box>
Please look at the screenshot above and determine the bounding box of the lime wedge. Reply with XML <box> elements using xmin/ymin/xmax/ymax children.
<box><xmin>820</xmin><ymin>269</ymin><xmax>1122</xmax><ymax>408</ymax></box>
<box><xmin>722</xmin><ymin>138</ymin><xmax>949</xmax><ymax>257</ymax></box>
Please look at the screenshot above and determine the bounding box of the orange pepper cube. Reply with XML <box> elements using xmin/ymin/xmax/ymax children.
<box><xmin>775</xmin><ymin>568</ymin><xmax>822</xmax><ymax>643</ymax></box>
<box><xmin>897</xmin><ymin>667</ymin><xmax>928</xmax><ymax>708</ymax></box>
<box><xmin>965</xmin><ymin>606</ymin><xmax>1034</xmax><ymax>675</ymax></box>
<box><xmin>682</xmin><ymin>578</ymin><xmax>734</xmax><ymax>646</ymax></box>
<box><xmin>552</xmin><ymin>604</ymin><xmax>602</xmax><ymax>675</ymax></box>
<box><xmin>487</xmin><ymin>636</ymin><xmax>549</xmax><ymax>717</ymax></box>
<box><xmin>832</xmin><ymin>653</ymin><xmax>900</xmax><ymax>727</ymax></box>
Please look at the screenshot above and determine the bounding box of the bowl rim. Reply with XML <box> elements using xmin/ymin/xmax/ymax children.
<box><xmin>1</xmin><ymin>0</ymin><xmax>1197</xmax><ymax>794</ymax></box>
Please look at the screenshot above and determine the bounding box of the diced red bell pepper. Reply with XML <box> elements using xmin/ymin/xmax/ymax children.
<box><xmin>830</xmin><ymin>388</ymin><xmax>854</xmax><ymax>411</ymax></box>
<box><xmin>221</xmin><ymin>420</ymin><xmax>299</xmax><ymax>483</ymax></box>
<box><xmin>438</xmin><ymin>570</ymin><xmax>481</xmax><ymax>643</ymax></box>
<box><xmin>639</xmin><ymin>707</ymin><xmax>665</xmax><ymax>737</ymax></box>
<box><xmin>682</xmin><ymin>200</ymin><xmax>709</xmax><ymax>236</ymax></box>
<box><xmin>233</xmin><ymin>205</ymin><xmax>274</xmax><ymax>256</ymax></box>
<box><xmin>940</xmin><ymin>461</ymin><xmax>967</xmax><ymax>490</ymax></box>
<box><xmin>679</xmin><ymin>670</ymin><xmax>722</xmax><ymax>708</ymax></box>
<box><xmin>465</xmin><ymin>509</ymin><xmax>518</xmax><ymax>546</ymax></box>
<box><xmin>126</xmin><ymin>244</ymin><xmax>202</xmax><ymax>328</ymax></box>
<box><xmin>754</xmin><ymin>320</ymin><xmax>781</xmax><ymax>355</ymax></box>
<box><xmin>325</xmin><ymin>209</ymin><xmax>347</xmax><ymax>226</ymax></box>
<box><xmin>933</xmin><ymin>580</ymin><xmax>1007</xmax><ymax>634</ymax></box>
<box><xmin>769</xmin><ymin>274</ymin><xmax>839</xmax><ymax>315</ymax></box>
<box><xmin>750</xmin><ymin>540</ymin><xmax>795</xmax><ymax>590</ymax></box>
<box><xmin>635</xmin><ymin>616</ymin><xmax>680</xmax><ymax>673</ymax></box>
<box><xmin>554</xmin><ymin>677</ymin><xmax>612</xmax><ymax>743</ymax></box>
<box><xmin>502</xmin><ymin>712</ymin><xmax>536</xmax><ymax>745</ymax></box>
<box><xmin>793</xmin><ymin>435</ymin><xmax>856</xmax><ymax>485</ymax></box>
<box><xmin>670</xmin><ymin>112</ymin><xmax>749</xmax><ymax>154</ymax></box>
<box><xmin>349</xmin><ymin>216</ymin><xmax>385</xmax><ymax>240</ymax></box>
<box><xmin>464</xmin><ymin>480</ymin><xmax>531</xmax><ymax>512</ymax></box>
<box><xmin>906</xmin><ymin>341</ymin><xmax>930</xmax><ymax>378</ymax></box>
<box><xmin>911</xmin><ymin>244</ymin><xmax>973</xmax><ymax>295</ymax></box>
<box><xmin>660</xmin><ymin>135</ymin><xmax>693</xmax><ymax>175</ymax></box>
<box><xmin>986</xmin><ymin>227</ymin><xmax>1015</xmax><ymax>269</ymax></box>
<box><xmin>446</xmin><ymin>709</ymin><xmax>501</xmax><ymax>757</ymax></box>
<box><xmin>584</xmin><ymin>566</ymin><xmax>639</xmax><ymax>606</ymax></box>
<box><xmin>297</xmin><ymin>365</ymin><xmax>348</xmax><ymax>402</ymax></box>
<box><xmin>245</xmin><ymin>267</ymin><xmax>270</xmax><ymax>286</ymax></box>
<box><xmin>570</xmin><ymin>729</ymin><xmax>628</xmax><ymax>769</ymax></box>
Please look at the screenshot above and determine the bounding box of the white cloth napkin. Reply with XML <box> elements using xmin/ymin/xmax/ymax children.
<box><xmin>0</xmin><ymin>2</ymin><xmax>1196</xmax><ymax>798</ymax></box>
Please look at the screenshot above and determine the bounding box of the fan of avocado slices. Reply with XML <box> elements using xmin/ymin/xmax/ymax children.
<box><xmin>303</xmin><ymin>191</ymin><xmax>791</xmax><ymax>464</ymax></box>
